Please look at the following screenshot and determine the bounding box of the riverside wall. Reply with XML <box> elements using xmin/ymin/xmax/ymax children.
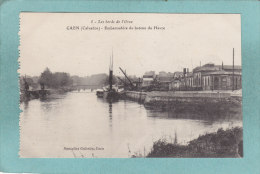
<box><xmin>124</xmin><ymin>90</ymin><xmax>242</xmax><ymax>114</ymax></box>
<box><xmin>124</xmin><ymin>91</ymin><xmax>147</xmax><ymax>103</ymax></box>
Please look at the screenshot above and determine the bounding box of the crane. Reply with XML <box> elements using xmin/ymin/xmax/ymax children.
<box><xmin>119</xmin><ymin>67</ymin><xmax>135</xmax><ymax>89</ymax></box>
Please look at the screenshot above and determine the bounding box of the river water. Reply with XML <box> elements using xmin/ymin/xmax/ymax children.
<box><xmin>20</xmin><ymin>91</ymin><xmax>242</xmax><ymax>158</ymax></box>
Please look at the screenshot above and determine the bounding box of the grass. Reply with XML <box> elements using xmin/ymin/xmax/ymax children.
<box><xmin>146</xmin><ymin>127</ymin><xmax>243</xmax><ymax>158</ymax></box>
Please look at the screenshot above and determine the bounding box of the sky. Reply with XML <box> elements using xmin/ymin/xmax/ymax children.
<box><xmin>19</xmin><ymin>13</ymin><xmax>241</xmax><ymax>77</ymax></box>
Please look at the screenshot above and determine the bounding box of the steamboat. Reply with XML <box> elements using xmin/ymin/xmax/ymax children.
<box><xmin>96</xmin><ymin>51</ymin><xmax>120</xmax><ymax>101</ymax></box>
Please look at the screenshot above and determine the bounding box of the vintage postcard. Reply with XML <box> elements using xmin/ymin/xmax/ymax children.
<box><xmin>19</xmin><ymin>13</ymin><xmax>242</xmax><ymax>158</ymax></box>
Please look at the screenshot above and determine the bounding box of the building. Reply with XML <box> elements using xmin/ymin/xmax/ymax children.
<box><xmin>193</xmin><ymin>63</ymin><xmax>242</xmax><ymax>90</ymax></box>
<box><xmin>170</xmin><ymin>63</ymin><xmax>242</xmax><ymax>91</ymax></box>
<box><xmin>173</xmin><ymin>71</ymin><xmax>184</xmax><ymax>80</ymax></box>
<box><xmin>205</xmin><ymin>71</ymin><xmax>242</xmax><ymax>90</ymax></box>
<box><xmin>158</xmin><ymin>71</ymin><xmax>174</xmax><ymax>91</ymax></box>
<box><xmin>193</xmin><ymin>63</ymin><xmax>219</xmax><ymax>88</ymax></box>
<box><xmin>132</xmin><ymin>78</ymin><xmax>143</xmax><ymax>89</ymax></box>
<box><xmin>170</xmin><ymin>72</ymin><xmax>182</xmax><ymax>89</ymax></box>
<box><xmin>140</xmin><ymin>62</ymin><xmax>241</xmax><ymax>91</ymax></box>
<box><xmin>142</xmin><ymin>71</ymin><xmax>156</xmax><ymax>87</ymax></box>
<box><xmin>186</xmin><ymin>72</ymin><xmax>194</xmax><ymax>89</ymax></box>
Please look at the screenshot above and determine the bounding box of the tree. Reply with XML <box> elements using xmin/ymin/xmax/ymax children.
<box><xmin>38</xmin><ymin>68</ymin><xmax>73</xmax><ymax>89</ymax></box>
<box><xmin>20</xmin><ymin>75</ymin><xmax>39</xmax><ymax>91</ymax></box>
<box><xmin>52</xmin><ymin>72</ymin><xmax>73</xmax><ymax>88</ymax></box>
<box><xmin>38</xmin><ymin>68</ymin><xmax>53</xmax><ymax>88</ymax></box>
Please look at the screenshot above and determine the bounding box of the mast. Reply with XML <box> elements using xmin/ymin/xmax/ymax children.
<box><xmin>109</xmin><ymin>51</ymin><xmax>113</xmax><ymax>91</ymax></box>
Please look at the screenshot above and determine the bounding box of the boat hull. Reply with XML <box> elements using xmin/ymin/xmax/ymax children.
<box><xmin>96</xmin><ymin>91</ymin><xmax>104</xmax><ymax>98</ymax></box>
<box><xmin>103</xmin><ymin>91</ymin><xmax>120</xmax><ymax>101</ymax></box>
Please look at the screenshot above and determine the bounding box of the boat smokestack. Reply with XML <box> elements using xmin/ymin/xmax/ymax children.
<box><xmin>109</xmin><ymin>50</ymin><xmax>114</xmax><ymax>91</ymax></box>
<box><xmin>109</xmin><ymin>69</ymin><xmax>113</xmax><ymax>91</ymax></box>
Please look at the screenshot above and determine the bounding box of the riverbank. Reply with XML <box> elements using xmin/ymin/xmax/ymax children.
<box><xmin>20</xmin><ymin>88</ymin><xmax>73</xmax><ymax>102</ymax></box>
<box><xmin>145</xmin><ymin>127</ymin><xmax>243</xmax><ymax>158</ymax></box>
<box><xmin>124</xmin><ymin>90</ymin><xmax>242</xmax><ymax>114</ymax></box>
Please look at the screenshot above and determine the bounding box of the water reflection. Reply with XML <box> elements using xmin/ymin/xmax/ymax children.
<box><xmin>23</xmin><ymin>101</ymin><xmax>29</xmax><ymax>110</ymax></box>
<box><xmin>109</xmin><ymin>102</ymin><xmax>113</xmax><ymax>127</ymax></box>
<box><xmin>20</xmin><ymin>92</ymin><xmax>242</xmax><ymax>158</ymax></box>
<box><xmin>146</xmin><ymin>108</ymin><xmax>242</xmax><ymax>125</ymax></box>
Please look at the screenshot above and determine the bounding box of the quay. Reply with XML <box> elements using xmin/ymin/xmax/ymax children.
<box><xmin>118</xmin><ymin>59</ymin><xmax>242</xmax><ymax>114</ymax></box>
<box><xmin>124</xmin><ymin>90</ymin><xmax>242</xmax><ymax>114</ymax></box>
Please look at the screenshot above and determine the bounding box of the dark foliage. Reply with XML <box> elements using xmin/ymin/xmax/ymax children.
<box><xmin>38</xmin><ymin>68</ymin><xmax>73</xmax><ymax>89</ymax></box>
<box><xmin>147</xmin><ymin>127</ymin><xmax>243</xmax><ymax>158</ymax></box>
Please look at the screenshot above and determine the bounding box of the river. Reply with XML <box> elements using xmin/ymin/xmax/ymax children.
<box><xmin>19</xmin><ymin>91</ymin><xmax>242</xmax><ymax>158</ymax></box>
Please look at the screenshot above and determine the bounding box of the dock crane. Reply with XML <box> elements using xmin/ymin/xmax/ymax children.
<box><xmin>119</xmin><ymin>67</ymin><xmax>135</xmax><ymax>90</ymax></box>
<box><xmin>117</xmin><ymin>76</ymin><xmax>133</xmax><ymax>90</ymax></box>
<box><xmin>117</xmin><ymin>76</ymin><xmax>129</xmax><ymax>86</ymax></box>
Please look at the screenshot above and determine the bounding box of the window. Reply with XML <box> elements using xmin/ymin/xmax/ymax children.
<box><xmin>227</xmin><ymin>77</ymin><xmax>230</xmax><ymax>86</ymax></box>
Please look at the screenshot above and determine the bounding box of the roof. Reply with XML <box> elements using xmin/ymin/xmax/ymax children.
<box><xmin>186</xmin><ymin>72</ymin><xmax>193</xmax><ymax>77</ymax></box>
<box><xmin>143</xmin><ymin>75</ymin><xmax>154</xmax><ymax>78</ymax></box>
<box><xmin>206</xmin><ymin>70</ymin><xmax>242</xmax><ymax>76</ymax></box>
<box><xmin>193</xmin><ymin>63</ymin><xmax>241</xmax><ymax>73</ymax></box>
<box><xmin>193</xmin><ymin>65</ymin><xmax>220</xmax><ymax>73</ymax></box>
<box><xmin>217</xmin><ymin>65</ymin><xmax>242</xmax><ymax>70</ymax></box>
<box><xmin>143</xmin><ymin>77</ymin><xmax>153</xmax><ymax>81</ymax></box>
<box><xmin>144</xmin><ymin>71</ymin><xmax>155</xmax><ymax>76</ymax></box>
<box><xmin>158</xmin><ymin>76</ymin><xmax>173</xmax><ymax>82</ymax></box>
<box><xmin>173</xmin><ymin>72</ymin><xmax>184</xmax><ymax>77</ymax></box>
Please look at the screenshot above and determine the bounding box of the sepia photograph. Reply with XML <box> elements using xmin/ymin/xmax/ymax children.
<box><xmin>19</xmin><ymin>13</ymin><xmax>242</xmax><ymax>158</ymax></box>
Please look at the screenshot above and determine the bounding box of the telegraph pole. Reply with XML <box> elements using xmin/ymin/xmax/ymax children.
<box><xmin>232</xmin><ymin>48</ymin><xmax>234</xmax><ymax>91</ymax></box>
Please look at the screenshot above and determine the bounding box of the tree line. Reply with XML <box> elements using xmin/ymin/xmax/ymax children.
<box><xmin>20</xmin><ymin>68</ymin><xmax>73</xmax><ymax>91</ymax></box>
<box><xmin>20</xmin><ymin>67</ymin><xmax>139</xmax><ymax>91</ymax></box>
<box><xmin>20</xmin><ymin>68</ymin><xmax>117</xmax><ymax>91</ymax></box>
<box><xmin>38</xmin><ymin>68</ymin><xmax>73</xmax><ymax>88</ymax></box>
